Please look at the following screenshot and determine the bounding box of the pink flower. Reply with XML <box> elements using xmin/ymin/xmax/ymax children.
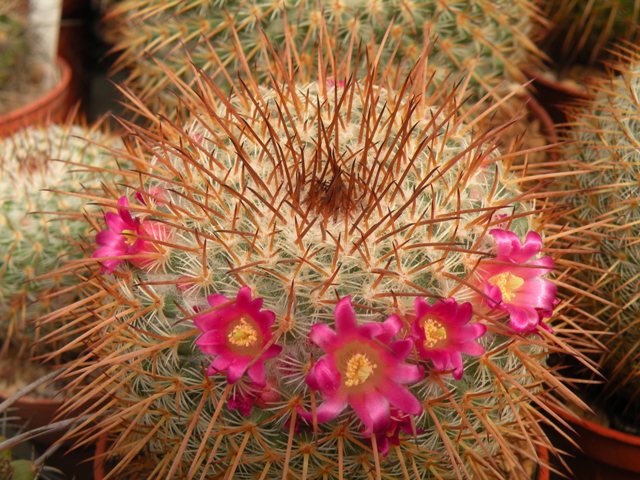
<box><xmin>227</xmin><ymin>382</ymin><xmax>280</xmax><ymax>416</ymax></box>
<box><xmin>135</xmin><ymin>186</ymin><xmax>167</xmax><ymax>206</ymax></box>
<box><xmin>374</xmin><ymin>410</ymin><xmax>416</xmax><ymax>456</ymax></box>
<box><xmin>303</xmin><ymin>297</ymin><xmax>423</xmax><ymax>436</ymax></box>
<box><xmin>411</xmin><ymin>298</ymin><xmax>485</xmax><ymax>380</ymax></box>
<box><xmin>477</xmin><ymin>229</ymin><xmax>557</xmax><ymax>333</ymax></box>
<box><xmin>326</xmin><ymin>78</ymin><xmax>346</xmax><ymax>88</ymax></box>
<box><xmin>93</xmin><ymin>196</ymin><xmax>167</xmax><ymax>273</ymax></box>
<box><xmin>194</xmin><ymin>287</ymin><xmax>282</xmax><ymax>386</ymax></box>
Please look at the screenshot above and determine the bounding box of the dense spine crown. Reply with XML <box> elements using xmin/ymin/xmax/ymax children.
<box><xmin>0</xmin><ymin>125</ymin><xmax>116</xmax><ymax>357</ymax></box>
<box><xmin>560</xmin><ymin>48</ymin><xmax>640</xmax><ymax>428</ymax></box>
<box><xmin>543</xmin><ymin>0</ymin><xmax>640</xmax><ymax>66</ymax></box>
<box><xmin>42</xmin><ymin>56</ymin><xmax>587</xmax><ymax>479</ymax></box>
<box><xmin>106</xmin><ymin>0</ymin><xmax>544</xmax><ymax>114</ymax></box>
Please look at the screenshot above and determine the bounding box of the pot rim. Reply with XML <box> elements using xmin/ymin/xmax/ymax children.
<box><xmin>0</xmin><ymin>57</ymin><xmax>72</xmax><ymax>124</ymax></box>
<box><xmin>549</xmin><ymin>402</ymin><xmax>640</xmax><ymax>446</ymax></box>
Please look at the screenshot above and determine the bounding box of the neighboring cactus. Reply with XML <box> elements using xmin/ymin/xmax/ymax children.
<box><xmin>104</xmin><ymin>0</ymin><xmax>546</xmax><ymax>115</ymax></box>
<box><xmin>41</xmin><ymin>53</ymin><xmax>590</xmax><ymax>479</ymax></box>
<box><xmin>543</xmin><ymin>0</ymin><xmax>640</xmax><ymax>66</ymax></box>
<box><xmin>550</xmin><ymin>47</ymin><xmax>640</xmax><ymax>430</ymax></box>
<box><xmin>0</xmin><ymin>124</ymin><xmax>118</xmax><ymax>359</ymax></box>
<box><xmin>0</xmin><ymin>2</ymin><xmax>27</xmax><ymax>90</ymax></box>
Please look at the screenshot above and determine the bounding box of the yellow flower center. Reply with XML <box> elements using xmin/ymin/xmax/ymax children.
<box><xmin>344</xmin><ymin>353</ymin><xmax>377</xmax><ymax>387</ymax></box>
<box><xmin>422</xmin><ymin>318</ymin><xmax>447</xmax><ymax>348</ymax></box>
<box><xmin>122</xmin><ymin>229</ymin><xmax>138</xmax><ymax>246</ymax></box>
<box><xmin>489</xmin><ymin>272</ymin><xmax>524</xmax><ymax>302</ymax></box>
<box><xmin>227</xmin><ymin>319</ymin><xmax>258</xmax><ymax>347</ymax></box>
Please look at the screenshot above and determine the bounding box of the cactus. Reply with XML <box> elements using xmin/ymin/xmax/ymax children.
<box><xmin>543</xmin><ymin>0</ymin><xmax>640</xmax><ymax>66</ymax></box>
<box><xmin>0</xmin><ymin>124</ymin><xmax>119</xmax><ymax>359</ymax></box>
<box><xmin>0</xmin><ymin>2</ymin><xmax>27</xmax><ymax>91</ymax></box>
<box><xmin>104</xmin><ymin>0</ymin><xmax>546</xmax><ymax>115</ymax></box>
<box><xmin>548</xmin><ymin>46</ymin><xmax>640</xmax><ymax>430</ymax></box>
<box><xmin>39</xmin><ymin>50</ymin><xmax>593</xmax><ymax>479</ymax></box>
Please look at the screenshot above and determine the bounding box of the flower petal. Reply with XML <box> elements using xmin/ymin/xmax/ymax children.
<box><xmin>306</xmin><ymin>357</ymin><xmax>340</xmax><ymax>393</ymax></box>
<box><xmin>309</xmin><ymin>323</ymin><xmax>338</xmax><ymax>350</ymax></box>
<box><xmin>334</xmin><ymin>296</ymin><xmax>357</xmax><ymax>335</ymax></box>
<box><xmin>227</xmin><ymin>357</ymin><xmax>251</xmax><ymax>383</ymax></box>
<box><xmin>351</xmin><ymin>391</ymin><xmax>390</xmax><ymax>435</ymax></box>
<box><xmin>315</xmin><ymin>394</ymin><xmax>348</xmax><ymax>424</ymax></box>
<box><xmin>379</xmin><ymin>383</ymin><xmax>422</xmax><ymax>415</ymax></box>
<box><xmin>506</xmin><ymin>305</ymin><xmax>541</xmax><ymax>333</ymax></box>
<box><xmin>247</xmin><ymin>362</ymin><xmax>266</xmax><ymax>386</ymax></box>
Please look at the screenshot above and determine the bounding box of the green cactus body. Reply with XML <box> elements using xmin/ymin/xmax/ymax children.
<box><xmin>41</xmin><ymin>59</ymin><xmax>587</xmax><ymax>479</ymax></box>
<box><xmin>0</xmin><ymin>125</ymin><xmax>118</xmax><ymax>358</ymax></box>
<box><xmin>562</xmin><ymin>52</ymin><xmax>640</xmax><ymax>429</ymax></box>
<box><xmin>544</xmin><ymin>0</ymin><xmax>640</xmax><ymax>66</ymax></box>
<box><xmin>106</xmin><ymin>0</ymin><xmax>544</xmax><ymax>115</ymax></box>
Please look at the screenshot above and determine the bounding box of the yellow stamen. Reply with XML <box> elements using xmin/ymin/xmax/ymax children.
<box><xmin>122</xmin><ymin>229</ymin><xmax>137</xmax><ymax>246</ymax></box>
<box><xmin>489</xmin><ymin>272</ymin><xmax>524</xmax><ymax>302</ymax></box>
<box><xmin>344</xmin><ymin>353</ymin><xmax>376</xmax><ymax>387</ymax></box>
<box><xmin>422</xmin><ymin>318</ymin><xmax>447</xmax><ymax>348</ymax></box>
<box><xmin>227</xmin><ymin>319</ymin><xmax>258</xmax><ymax>347</ymax></box>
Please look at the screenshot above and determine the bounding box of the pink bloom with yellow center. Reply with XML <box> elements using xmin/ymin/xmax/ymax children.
<box><xmin>194</xmin><ymin>287</ymin><xmax>282</xmax><ymax>386</ymax></box>
<box><xmin>478</xmin><ymin>229</ymin><xmax>557</xmax><ymax>333</ymax></box>
<box><xmin>304</xmin><ymin>297</ymin><xmax>423</xmax><ymax>435</ymax></box>
<box><xmin>411</xmin><ymin>298</ymin><xmax>486</xmax><ymax>380</ymax></box>
<box><xmin>93</xmin><ymin>196</ymin><xmax>167</xmax><ymax>273</ymax></box>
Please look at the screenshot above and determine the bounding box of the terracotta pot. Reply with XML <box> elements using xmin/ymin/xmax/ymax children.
<box><xmin>0</xmin><ymin>57</ymin><xmax>73</xmax><ymax>137</ymax></box>
<box><xmin>523</xmin><ymin>67</ymin><xmax>592</xmax><ymax>124</ymax></box>
<box><xmin>537</xmin><ymin>445</ymin><xmax>550</xmax><ymax>480</ymax></box>
<box><xmin>0</xmin><ymin>393</ymin><xmax>67</xmax><ymax>445</ymax></box>
<box><xmin>548</xmin><ymin>403</ymin><xmax>640</xmax><ymax>479</ymax></box>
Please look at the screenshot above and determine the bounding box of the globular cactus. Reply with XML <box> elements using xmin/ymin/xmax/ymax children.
<box><xmin>43</xmin><ymin>53</ymin><xmax>590</xmax><ymax>480</ymax></box>
<box><xmin>549</xmin><ymin>46</ymin><xmax>640</xmax><ymax>430</ymax></box>
<box><xmin>0</xmin><ymin>124</ymin><xmax>118</xmax><ymax>359</ymax></box>
<box><xmin>543</xmin><ymin>0</ymin><xmax>640</xmax><ymax>66</ymax></box>
<box><xmin>0</xmin><ymin>2</ymin><xmax>27</xmax><ymax>91</ymax></box>
<box><xmin>104</xmin><ymin>0</ymin><xmax>546</xmax><ymax>115</ymax></box>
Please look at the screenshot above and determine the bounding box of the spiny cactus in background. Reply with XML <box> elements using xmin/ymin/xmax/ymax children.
<box><xmin>40</xmin><ymin>51</ymin><xmax>592</xmax><ymax>479</ymax></box>
<box><xmin>0</xmin><ymin>1</ymin><xmax>27</xmax><ymax>90</ymax></box>
<box><xmin>104</xmin><ymin>0</ymin><xmax>546</xmax><ymax>116</ymax></box>
<box><xmin>547</xmin><ymin>45</ymin><xmax>640</xmax><ymax>431</ymax></box>
<box><xmin>543</xmin><ymin>0</ymin><xmax>640</xmax><ymax>66</ymax></box>
<box><xmin>0</xmin><ymin>124</ymin><xmax>118</xmax><ymax>359</ymax></box>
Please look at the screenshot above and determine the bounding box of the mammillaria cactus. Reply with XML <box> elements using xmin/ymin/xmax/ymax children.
<box><xmin>105</xmin><ymin>0</ymin><xmax>546</xmax><ymax>115</ymax></box>
<box><xmin>550</xmin><ymin>46</ymin><xmax>640</xmax><ymax>430</ymax></box>
<box><xmin>0</xmin><ymin>124</ymin><xmax>117</xmax><ymax>359</ymax></box>
<box><xmin>43</xmin><ymin>54</ymin><xmax>590</xmax><ymax>479</ymax></box>
<box><xmin>543</xmin><ymin>0</ymin><xmax>640</xmax><ymax>66</ymax></box>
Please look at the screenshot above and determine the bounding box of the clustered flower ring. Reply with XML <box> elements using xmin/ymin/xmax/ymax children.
<box><xmin>94</xmin><ymin>200</ymin><xmax>557</xmax><ymax>454</ymax></box>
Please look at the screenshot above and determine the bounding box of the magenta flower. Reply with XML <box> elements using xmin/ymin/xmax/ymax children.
<box><xmin>93</xmin><ymin>196</ymin><xmax>167</xmax><ymax>273</ymax></box>
<box><xmin>411</xmin><ymin>298</ymin><xmax>486</xmax><ymax>380</ymax></box>
<box><xmin>478</xmin><ymin>229</ymin><xmax>557</xmax><ymax>333</ymax></box>
<box><xmin>194</xmin><ymin>287</ymin><xmax>282</xmax><ymax>386</ymax></box>
<box><xmin>374</xmin><ymin>409</ymin><xmax>416</xmax><ymax>456</ymax></box>
<box><xmin>227</xmin><ymin>382</ymin><xmax>280</xmax><ymax>416</ymax></box>
<box><xmin>304</xmin><ymin>297</ymin><xmax>423</xmax><ymax>435</ymax></box>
